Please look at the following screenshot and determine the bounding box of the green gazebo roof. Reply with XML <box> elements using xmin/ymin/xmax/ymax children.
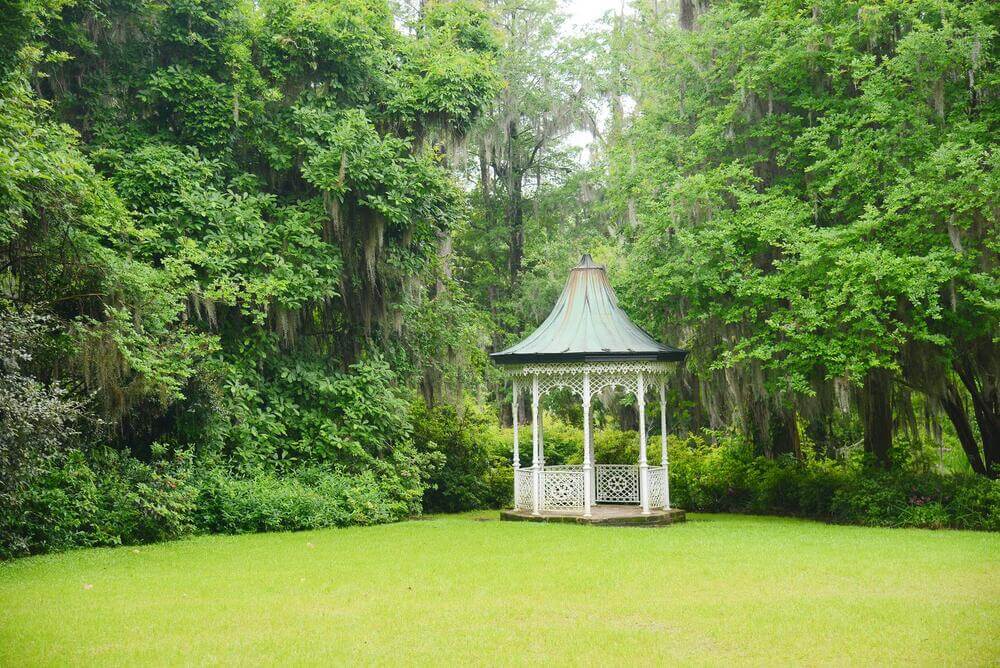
<box><xmin>491</xmin><ymin>254</ymin><xmax>687</xmax><ymax>364</ymax></box>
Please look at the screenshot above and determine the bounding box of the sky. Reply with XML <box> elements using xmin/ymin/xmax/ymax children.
<box><xmin>562</xmin><ymin>0</ymin><xmax>629</xmax><ymax>32</ymax></box>
<box><xmin>560</xmin><ymin>0</ymin><xmax>634</xmax><ymax>158</ymax></box>
<box><xmin>561</xmin><ymin>0</ymin><xmax>629</xmax><ymax>158</ymax></box>
<box><xmin>398</xmin><ymin>0</ymin><xmax>635</xmax><ymax>159</ymax></box>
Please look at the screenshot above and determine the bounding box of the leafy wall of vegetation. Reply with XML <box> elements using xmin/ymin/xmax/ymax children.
<box><xmin>1</xmin><ymin>0</ymin><xmax>501</xmax><ymax>558</ymax></box>
<box><xmin>1</xmin><ymin>0</ymin><xmax>997</xmax><ymax>558</ymax></box>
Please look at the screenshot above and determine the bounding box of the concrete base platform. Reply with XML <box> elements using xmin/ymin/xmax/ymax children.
<box><xmin>500</xmin><ymin>505</ymin><xmax>686</xmax><ymax>527</ymax></box>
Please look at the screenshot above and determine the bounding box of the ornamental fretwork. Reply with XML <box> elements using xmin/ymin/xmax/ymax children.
<box><xmin>505</xmin><ymin>361</ymin><xmax>672</xmax><ymax>401</ymax></box>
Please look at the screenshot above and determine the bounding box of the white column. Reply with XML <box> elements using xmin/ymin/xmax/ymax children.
<box><xmin>512</xmin><ymin>380</ymin><xmax>520</xmax><ymax>508</ymax></box>
<box><xmin>538</xmin><ymin>404</ymin><xmax>545</xmax><ymax>467</ymax></box>
<box><xmin>582</xmin><ymin>371</ymin><xmax>592</xmax><ymax>517</ymax></box>
<box><xmin>531</xmin><ymin>374</ymin><xmax>541</xmax><ymax>515</ymax></box>
<box><xmin>638</xmin><ymin>372</ymin><xmax>650</xmax><ymax>514</ymax></box>
<box><xmin>660</xmin><ymin>381</ymin><xmax>670</xmax><ymax>510</ymax></box>
<box><xmin>588</xmin><ymin>402</ymin><xmax>596</xmax><ymax>503</ymax></box>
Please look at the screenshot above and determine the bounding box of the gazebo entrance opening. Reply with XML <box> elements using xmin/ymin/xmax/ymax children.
<box><xmin>492</xmin><ymin>255</ymin><xmax>688</xmax><ymax>522</ymax></box>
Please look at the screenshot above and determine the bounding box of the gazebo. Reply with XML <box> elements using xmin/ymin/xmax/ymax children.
<box><xmin>494</xmin><ymin>254</ymin><xmax>688</xmax><ymax>525</ymax></box>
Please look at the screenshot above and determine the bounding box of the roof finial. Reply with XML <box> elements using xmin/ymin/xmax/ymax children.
<box><xmin>578</xmin><ymin>253</ymin><xmax>596</xmax><ymax>268</ymax></box>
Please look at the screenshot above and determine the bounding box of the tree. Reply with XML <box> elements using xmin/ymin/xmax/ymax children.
<box><xmin>611</xmin><ymin>0</ymin><xmax>999</xmax><ymax>471</ymax></box>
<box><xmin>468</xmin><ymin>0</ymin><xmax>595</xmax><ymax>288</ymax></box>
<box><xmin>2</xmin><ymin>0</ymin><xmax>501</xmax><ymax>466</ymax></box>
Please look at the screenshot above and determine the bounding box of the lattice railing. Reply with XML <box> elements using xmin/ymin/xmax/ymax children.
<box><xmin>595</xmin><ymin>464</ymin><xmax>639</xmax><ymax>503</ymax></box>
<box><xmin>542</xmin><ymin>470</ymin><xmax>584</xmax><ymax>511</ymax></box>
<box><xmin>543</xmin><ymin>465</ymin><xmax>583</xmax><ymax>472</ymax></box>
<box><xmin>648</xmin><ymin>466</ymin><xmax>666</xmax><ymax>508</ymax></box>
<box><xmin>514</xmin><ymin>469</ymin><xmax>534</xmax><ymax>511</ymax></box>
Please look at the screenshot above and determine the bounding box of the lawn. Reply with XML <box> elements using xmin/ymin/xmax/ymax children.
<box><xmin>1</xmin><ymin>513</ymin><xmax>997</xmax><ymax>666</ymax></box>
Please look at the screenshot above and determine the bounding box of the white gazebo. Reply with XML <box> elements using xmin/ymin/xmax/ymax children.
<box><xmin>494</xmin><ymin>255</ymin><xmax>688</xmax><ymax>525</ymax></box>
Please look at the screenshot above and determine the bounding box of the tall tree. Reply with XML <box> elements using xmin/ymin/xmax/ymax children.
<box><xmin>469</xmin><ymin>0</ymin><xmax>593</xmax><ymax>290</ymax></box>
<box><xmin>13</xmin><ymin>0</ymin><xmax>500</xmax><ymax>462</ymax></box>
<box><xmin>612</xmin><ymin>0</ymin><xmax>999</xmax><ymax>470</ymax></box>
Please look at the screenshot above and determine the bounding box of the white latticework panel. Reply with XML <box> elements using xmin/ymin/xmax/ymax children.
<box><xmin>589</xmin><ymin>369</ymin><xmax>638</xmax><ymax>398</ymax></box>
<box><xmin>648</xmin><ymin>466</ymin><xmax>666</xmax><ymax>508</ymax></box>
<box><xmin>502</xmin><ymin>361</ymin><xmax>673</xmax><ymax>402</ymax></box>
<box><xmin>537</xmin><ymin>371</ymin><xmax>584</xmax><ymax>397</ymax></box>
<box><xmin>508</xmin><ymin>361</ymin><xmax>674</xmax><ymax>377</ymax></box>
<box><xmin>514</xmin><ymin>469</ymin><xmax>533</xmax><ymax>510</ymax></box>
<box><xmin>596</xmin><ymin>465</ymin><xmax>639</xmax><ymax>503</ymax></box>
<box><xmin>542</xmin><ymin>470</ymin><xmax>584</xmax><ymax>510</ymax></box>
<box><xmin>543</xmin><ymin>465</ymin><xmax>583</xmax><ymax>472</ymax></box>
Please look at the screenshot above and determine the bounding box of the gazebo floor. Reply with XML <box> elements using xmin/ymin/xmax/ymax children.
<box><xmin>500</xmin><ymin>505</ymin><xmax>686</xmax><ymax>527</ymax></box>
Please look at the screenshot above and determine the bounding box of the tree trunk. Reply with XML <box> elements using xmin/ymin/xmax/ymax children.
<box><xmin>420</xmin><ymin>367</ymin><xmax>438</xmax><ymax>408</ymax></box>
<box><xmin>618</xmin><ymin>402</ymin><xmax>638</xmax><ymax>431</ymax></box>
<box><xmin>679</xmin><ymin>0</ymin><xmax>696</xmax><ymax>30</ymax></box>
<box><xmin>746</xmin><ymin>395</ymin><xmax>770</xmax><ymax>456</ymax></box>
<box><xmin>479</xmin><ymin>143</ymin><xmax>491</xmax><ymax>198</ymax></box>
<box><xmin>679</xmin><ymin>0</ymin><xmax>710</xmax><ymax>31</ymax></box>
<box><xmin>507</xmin><ymin>174</ymin><xmax>524</xmax><ymax>286</ymax></box>
<box><xmin>954</xmin><ymin>358</ymin><xmax>999</xmax><ymax>476</ymax></box>
<box><xmin>859</xmin><ymin>368</ymin><xmax>893</xmax><ymax>467</ymax></box>
<box><xmin>805</xmin><ymin>414</ymin><xmax>834</xmax><ymax>457</ymax></box>
<box><xmin>771</xmin><ymin>405</ymin><xmax>802</xmax><ymax>459</ymax></box>
<box><xmin>895</xmin><ymin>386</ymin><xmax>920</xmax><ymax>445</ymax></box>
<box><xmin>940</xmin><ymin>379</ymin><xmax>988</xmax><ymax>475</ymax></box>
<box><xmin>500</xmin><ymin>399</ymin><xmax>513</xmax><ymax>428</ymax></box>
<box><xmin>434</xmin><ymin>230</ymin><xmax>452</xmax><ymax>296</ymax></box>
<box><xmin>748</xmin><ymin>397</ymin><xmax>801</xmax><ymax>459</ymax></box>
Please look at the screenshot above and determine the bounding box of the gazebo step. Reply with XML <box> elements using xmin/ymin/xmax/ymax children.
<box><xmin>500</xmin><ymin>506</ymin><xmax>685</xmax><ymax>527</ymax></box>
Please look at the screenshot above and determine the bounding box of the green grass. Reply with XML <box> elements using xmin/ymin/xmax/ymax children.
<box><xmin>1</xmin><ymin>513</ymin><xmax>998</xmax><ymax>666</ymax></box>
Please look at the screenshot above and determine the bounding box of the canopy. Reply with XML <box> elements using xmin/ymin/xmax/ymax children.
<box><xmin>491</xmin><ymin>254</ymin><xmax>687</xmax><ymax>364</ymax></box>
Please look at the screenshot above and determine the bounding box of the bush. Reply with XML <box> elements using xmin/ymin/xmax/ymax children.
<box><xmin>490</xmin><ymin>418</ymin><xmax>996</xmax><ymax>532</ymax></box>
<box><xmin>1</xmin><ymin>354</ymin><xmax>440</xmax><ymax>559</ymax></box>
<box><xmin>0</xmin><ymin>308</ymin><xmax>87</xmax><ymax>556</ymax></box>
<box><xmin>533</xmin><ymin>414</ymin><xmax>583</xmax><ymax>465</ymax></box>
<box><xmin>193</xmin><ymin>467</ymin><xmax>410</xmax><ymax>533</ymax></box>
<box><xmin>7</xmin><ymin>447</ymin><xmax>198</xmax><ymax>556</ymax></box>
<box><xmin>593</xmin><ymin>428</ymin><xmax>639</xmax><ymax>464</ymax></box>
<box><xmin>668</xmin><ymin>434</ymin><xmax>1000</xmax><ymax>531</ymax></box>
<box><xmin>221</xmin><ymin>355</ymin><xmax>418</xmax><ymax>473</ymax></box>
<box><xmin>411</xmin><ymin>400</ymin><xmax>510</xmax><ymax>512</ymax></box>
<box><xmin>7</xmin><ymin>416</ymin><xmax>995</xmax><ymax>560</ymax></box>
<box><xmin>3</xmin><ymin>447</ymin><xmax>431</xmax><ymax>559</ymax></box>
<box><xmin>500</xmin><ymin>416</ymin><xmax>641</xmax><ymax>467</ymax></box>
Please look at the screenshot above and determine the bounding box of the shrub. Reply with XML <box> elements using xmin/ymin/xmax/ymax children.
<box><xmin>829</xmin><ymin>474</ymin><xmax>911</xmax><ymax>526</ymax></box>
<box><xmin>0</xmin><ymin>309</ymin><xmax>87</xmax><ymax>557</ymax></box>
<box><xmin>668</xmin><ymin>434</ymin><xmax>1000</xmax><ymax>531</ymax></box>
<box><xmin>592</xmin><ymin>428</ymin><xmax>639</xmax><ymax>464</ymax></box>
<box><xmin>500</xmin><ymin>418</ymin><xmax>641</xmax><ymax>466</ymax></box>
<box><xmin>7</xmin><ymin>447</ymin><xmax>198</xmax><ymax>556</ymax></box>
<box><xmin>4</xmin><ymin>446</ymin><xmax>432</xmax><ymax>558</ymax></box>
<box><xmin>222</xmin><ymin>355</ymin><xmax>418</xmax><ymax>473</ymax></box>
<box><xmin>533</xmin><ymin>414</ymin><xmax>583</xmax><ymax>465</ymax></box>
<box><xmin>946</xmin><ymin>480</ymin><xmax>1000</xmax><ymax>531</ymax></box>
<box><xmin>193</xmin><ymin>467</ymin><xmax>410</xmax><ymax>533</ymax></box>
<box><xmin>411</xmin><ymin>399</ymin><xmax>509</xmax><ymax>512</ymax></box>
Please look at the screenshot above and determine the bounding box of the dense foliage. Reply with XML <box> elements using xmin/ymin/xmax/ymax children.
<box><xmin>411</xmin><ymin>400</ymin><xmax>510</xmax><ymax>512</ymax></box>
<box><xmin>0</xmin><ymin>0</ymin><xmax>500</xmax><ymax>557</ymax></box>
<box><xmin>1</xmin><ymin>0</ymin><xmax>997</xmax><ymax>557</ymax></box>
<box><xmin>667</xmin><ymin>435</ymin><xmax>1000</xmax><ymax>530</ymax></box>
<box><xmin>505</xmin><ymin>415</ymin><xmax>999</xmax><ymax>530</ymax></box>
<box><xmin>611</xmin><ymin>0</ymin><xmax>998</xmax><ymax>472</ymax></box>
